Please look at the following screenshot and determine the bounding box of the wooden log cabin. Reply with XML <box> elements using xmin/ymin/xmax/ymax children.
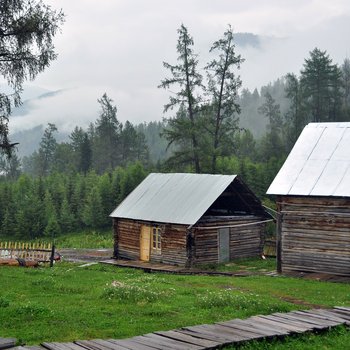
<box><xmin>110</xmin><ymin>173</ymin><xmax>272</xmax><ymax>267</ymax></box>
<box><xmin>267</xmin><ymin>122</ymin><xmax>350</xmax><ymax>276</ymax></box>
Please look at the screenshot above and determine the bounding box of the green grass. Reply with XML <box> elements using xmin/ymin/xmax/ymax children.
<box><xmin>199</xmin><ymin>257</ymin><xmax>276</xmax><ymax>273</ymax></box>
<box><xmin>0</xmin><ymin>262</ymin><xmax>348</xmax><ymax>347</ymax></box>
<box><xmin>53</xmin><ymin>229</ymin><xmax>113</xmax><ymax>249</ymax></box>
<box><xmin>1</xmin><ymin>229</ymin><xmax>113</xmax><ymax>249</ymax></box>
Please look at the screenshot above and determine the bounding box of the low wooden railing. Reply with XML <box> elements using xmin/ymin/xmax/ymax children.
<box><xmin>0</xmin><ymin>241</ymin><xmax>54</xmax><ymax>264</ymax></box>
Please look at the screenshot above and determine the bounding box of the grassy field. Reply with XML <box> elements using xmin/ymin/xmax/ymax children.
<box><xmin>0</xmin><ymin>262</ymin><xmax>349</xmax><ymax>348</ymax></box>
<box><xmin>1</xmin><ymin>229</ymin><xmax>113</xmax><ymax>249</ymax></box>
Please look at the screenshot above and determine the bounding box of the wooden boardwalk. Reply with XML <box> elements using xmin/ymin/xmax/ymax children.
<box><xmin>100</xmin><ymin>259</ymin><xmax>252</xmax><ymax>277</ymax></box>
<box><xmin>2</xmin><ymin>307</ymin><xmax>350</xmax><ymax>350</ymax></box>
<box><xmin>0</xmin><ymin>338</ymin><xmax>16</xmax><ymax>350</ymax></box>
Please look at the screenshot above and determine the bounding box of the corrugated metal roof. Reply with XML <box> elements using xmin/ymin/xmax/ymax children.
<box><xmin>110</xmin><ymin>173</ymin><xmax>237</xmax><ymax>225</ymax></box>
<box><xmin>267</xmin><ymin>122</ymin><xmax>350</xmax><ymax>197</ymax></box>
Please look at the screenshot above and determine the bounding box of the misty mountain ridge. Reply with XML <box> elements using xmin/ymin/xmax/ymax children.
<box><xmin>6</xmin><ymin>31</ymin><xmax>284</xmax><ymax>159</ymax></box>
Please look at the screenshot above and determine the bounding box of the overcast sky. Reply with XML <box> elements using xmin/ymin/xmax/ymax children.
<box><xmin>9</xmin><ymin>0</ymin><xmax>350</xmax><ymax>133</ymax></box>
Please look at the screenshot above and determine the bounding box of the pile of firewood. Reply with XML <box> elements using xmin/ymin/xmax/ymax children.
<box><xmin>0</xmin><ymin>258</ymin><xmax>39</xmax><ymax>267</ymax></box>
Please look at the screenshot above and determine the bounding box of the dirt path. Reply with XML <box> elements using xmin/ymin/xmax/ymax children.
<box><xmin>58</xmin><ymin>248</ymin><xmax>113</xmax><ymax>263</ymax></box>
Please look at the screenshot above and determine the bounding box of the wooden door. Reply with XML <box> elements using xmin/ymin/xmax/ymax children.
<box><xmin>218</xmin><ymin>228</ymin><xmax>230</xmax><ymax>263</ymax></box>
<box><xmin>140</xmin><ymin>225</ymin><xmax>151</xmax><ymax>261</ymax></box>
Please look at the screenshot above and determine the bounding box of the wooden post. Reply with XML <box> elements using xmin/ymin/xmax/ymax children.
<box><xmin>113</xmin><ymin>219</ymin><xmax>119</xmax><ymax>259</ymax></box>
<box><xmin>276</xmin><ymin>211</ymin><xmax>283</xmax><ymax>274</ymax></box>
<box><xmin>50</xmin><ymin>245</ymin><xmax>55</xmax><ymax>267</ymax></box>
<box><xmin>185</xmin><ymin>227</ymin><xmax>194</xmax><ymax>268</ymax></box>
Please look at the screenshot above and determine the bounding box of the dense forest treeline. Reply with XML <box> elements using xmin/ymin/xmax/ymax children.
<box><xmin>0</xmin><ymin>163</ymin><xmax>147</xmax><ymax>239</ymax></box>
<box><xmin>1</xmin><ymin>24</ymin><xmax>350</xmax><ymax>239</ymax></box>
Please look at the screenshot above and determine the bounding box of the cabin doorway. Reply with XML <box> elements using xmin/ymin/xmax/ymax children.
<box><xmin>140</xmin><ymin>225</ymin><xmax>151</xmax><ymax>261</ymax></box>
<box><xmin>218</xmin><ymin>228</ymin><xmax>230</xmax><ymax>263</ymax></box>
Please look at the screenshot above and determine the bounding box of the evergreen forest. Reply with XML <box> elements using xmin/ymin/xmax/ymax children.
<box><xmin>1</xmin><ymin>25</ymin><xmax>350</xmax><ymax>240</ymax></box>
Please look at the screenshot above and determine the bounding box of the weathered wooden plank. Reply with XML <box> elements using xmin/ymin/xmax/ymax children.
<box><xmin>0</xmin><ymin>338</ymin><xmax>17</xmax><ymax>350</ymax></box>
<box><xmin>292</xmin><ymin>311</ymin><xmax>345</xmax><ymax>325</ymax></box>
<box><xmin>3</xmin><ymin>347</ymin><xmax>42</xmax><ymax>350</ymax></box>
<box><xmin>107</xmin><ymin>339</ymin><xmax>157</xmax><ymax>350</ymax></box>
<box><xmin>290</xmin><ymin>312</ymin><xmax>340</xmax><ymax>327</ymax></box>
<box><xmin>223</xmin><ymin>319</ymin><xmax>277</xmax><ymax>337</ymax></box>
<box><xmin>143</xmin><ymin>333</ymin><xmax>203</xmax><ymax>349</ymax></box>
<box><xmin>243</xmin><ymin>317</ymin><xmax>290</xmax><ymax>335</ymax></box>
<box><xmin>210</xmin><ymin>322</ymin><xmax>262</xmax><ymax>341</ymax></box>
<box><xmin>327</xmin><ymin>309</ymin><xmax>350</xmax><ymax>321</ymax></box>
<box><xmin>131</xmin><ymin>334</ymin><xmax>191</xmax><ymax>350</ymax></box>
<box><xmin>265</xmin><ymin>315</ymin><xmax>313</xmax><ymax>331</ymax></box>
<box><xmin>272</xmin><ymin>314</ymin><xmax>326</xmax><ymax>330</ymax></box>
<box><xmin>75</xmin><ymin>339</ymin><xmax>130</xmax><ymax>350</ymax></box>
<box><xmin>334</xmin><ymin>306</ymin><xmax>350</xmax><ymax>313</ymax></box>
<box><xmin>191</xmin><ymin>324</ymin><xmax>247</xmax><ymax>342</ymax></box>
<box><xmin>179</xmin><ymin>327</ymin><xmax>234</xmax><ymax>344</ymax></box>
<box><xmin>154</xmin><ymin>330</ymin><xmax>218</xmax><ymax>349</ymax></box>
<box><xmin>42</xmin><ymin>343</ymin><xmax>86</xmax><ymax>350</ymax></box>
<box><xmin>302</xmin><ymin>310</ymin><xmax>350</xmax><ymax>325</ymax></box>
<box><xmin>251</xmin><ymin>316</ymin><xmax>303</xmax><ymax>333</ymax></box>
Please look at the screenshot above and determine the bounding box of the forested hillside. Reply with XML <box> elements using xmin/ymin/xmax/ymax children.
<box><xmin>1</xmin><ymin>25</ymin><xmax>350</xmax><ymax>240</ymax></box>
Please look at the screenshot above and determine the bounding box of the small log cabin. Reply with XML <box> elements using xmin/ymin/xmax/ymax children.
<box><xmin>110</xmin><ymin>173</ymin><xmax>272</xmax><ymax>267</ymax></box>
<box><xmin>267</xmin><ymin>122</ymin><xmax>350</xmax><ymax>276</ymax></box>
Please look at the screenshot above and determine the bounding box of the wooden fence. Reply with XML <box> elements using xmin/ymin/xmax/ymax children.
<box><xmin>0</xmin><ymin>242</ymin><xmax>53</xmax><ymax>263</ymax></box>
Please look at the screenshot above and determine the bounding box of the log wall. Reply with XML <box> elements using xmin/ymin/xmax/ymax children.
<box><xmin>114</xmin><ymin>218</ymin><xmax>141</xmax><ymax>260</ymax></box>
<box><xmin>113</xmin><ymin>219</ymin><xmax>188</xmax><ymax>265</ymax></box>
<box><xmin>114</xmin><ymin>216</ymin><xmax>267</xmax><ymax>267</ymax></box>
<box><xmin>193</xmin><ymin>216</ymin><xmax>266</xmax><ymax>265</ymax></box>
<box><xmin>160</xmin><ymin>224</ymin><xmax>188</xmax><ymax>265</ymax></box>
<box><xmin>278</xmin><ymin>196</ymin><xmax>350</xmax><ymax>276</ymax></box>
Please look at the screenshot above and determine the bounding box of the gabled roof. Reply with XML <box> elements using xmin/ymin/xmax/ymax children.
<box><xmin>110</xmin><ymin>173</ymin><xmax>264</xmax><ymax>226</ymax></box>
<box><xmin>267</xmin><ymin>122</ymin><xmax>350</xmax><ymax>197</ymax></box>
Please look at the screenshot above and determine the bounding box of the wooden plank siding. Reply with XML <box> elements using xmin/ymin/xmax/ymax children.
<box><xmin>114</xmin><ymin>219</ymin><xmax>142</xmax><ymax>260</ymax></box>
<box><xmin>114</xmin><ymin>216</ymin><xmax>266</xmax><ymax>267</ymax></box>
<box><xmin>193</xmin><ymin>216</ymin><xmax>265</xmax><ymax>265</ymax></box>
<box><xmin>277</xmin><ymin>196</ymin><xmax>350</xmax><ymax>276</ymax></box>
<box><xmin>113</xmin><ymin>219</ymin><xmax>188</xmax><ymax>266</ymax></box>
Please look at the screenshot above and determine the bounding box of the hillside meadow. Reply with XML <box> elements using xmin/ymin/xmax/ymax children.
<box><xmin>0</xmin><ymin>262</ymin><xmax>349</xmax><ymax>349</ymax></box>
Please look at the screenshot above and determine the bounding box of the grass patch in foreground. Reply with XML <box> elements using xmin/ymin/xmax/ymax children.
<box><xmin>0</xmin><ymin>262</ymin><xmax>349</xmax><ymax>346</ymax></box>
<box><xmin>225</xmin><ymin>325</ymin><xmax>350</xmax><ymax>350</ymax></box>
<box><xmin>198</xmin><ymin>257</ymin><xmax>276</xmax><ymax>273</ymax></box>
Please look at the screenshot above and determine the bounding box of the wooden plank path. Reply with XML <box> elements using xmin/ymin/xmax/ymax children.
<box><xmin>100</xmin><ymin>259</ymin><xmax>252</xmax><ymax>277</ymax></box>
<box><xmin>3</xmin><ymin>307</ymin><xmax>350</xmax><ymax>350</ymax></box>
<box><xmin>0</xmin><ymin>338</ymin><xmax>17</xmax><ymax>350</ymax></box>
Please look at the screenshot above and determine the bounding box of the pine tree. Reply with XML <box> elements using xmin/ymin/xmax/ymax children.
<box><xmin>300</xmin><ymin>48</ymin><xmax>342</xmax><ymax>122</ymax></box>
<box><xmin>284</xmin><ymin>73</ymin><xmax>307</xmax><ymax>149</ymax></box>
<box><xmin>0</xmin><ymin>1</ymin><xmax>64</xmax><ymax>156</ymax></box>
<box><xmin>37</xmin><ymin>123</ymin><xmax>58</xmax><ymax>176</ymax></box>
<box><xmin>159</xmin><ymin>24</ymin><xmax>203</xmax><ymax>172</ymax></box>
<box><xmin>59</xmin><ymin>197</ymin><xmax>76</xmax><ymax>233</ymax></box>
<box><xmin>82</xmin><ymin>186</ymin><xmax>106</xmax><ymax>228</ymax></box>
<box><xmin>205</xmin><ymin>25</ymin><xmax>244</xmax><ymax>173</ymax></box>
<box><xmin>258</xmin><ymin>92</ymin><xmax>285</xmax><ymax>160</ymax></box>
<box><xmin>92</xmin><ymin>94</ymin><xmax>122</xmax><ymax>173</ymax></box>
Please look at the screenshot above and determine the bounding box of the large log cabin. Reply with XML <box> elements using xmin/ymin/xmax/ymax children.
<box><xmin>267</xmin><ymin>122</ymin><xmax>350</xmax><ymax>276</ymax></box>
<box><xmin>110</xmin><ymin>173</ymin><xmax>272</xmax><ymax>267</ymax></box>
